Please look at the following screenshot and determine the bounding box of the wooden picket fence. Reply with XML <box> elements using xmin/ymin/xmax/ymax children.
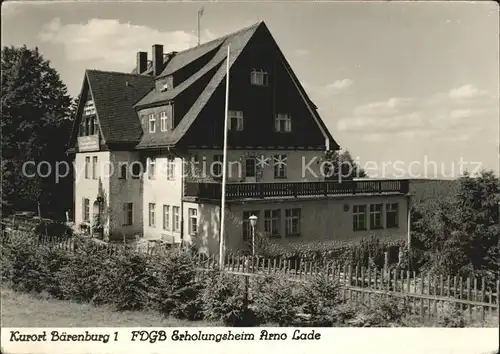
<box><xmin>194</xmin><ymin>253</ymin><xmax>500</xmax><ymax>322</ymax></box>
<box><xmin>3</xmin><ymin>230</ymin><xmax>499</xmax><ymax>322</ymax></box>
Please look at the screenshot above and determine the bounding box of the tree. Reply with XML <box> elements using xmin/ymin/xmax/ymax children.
<box><xmin>1</xmin><ymin>45</ymin><xmax>73</xmax><ymax>218</ymax></box>
<box><xmin>321</xmin><ymin>149</ymin><xmax>367</xmax><ymax>181</ymax></box>
<box><xmin>410</xmin><ymin>170</ymin><xmax>499</xmax><ymax>283</ymax></box>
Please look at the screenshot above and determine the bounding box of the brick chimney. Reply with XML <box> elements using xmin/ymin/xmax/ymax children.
<box><xmin>152</xmin><ymin>44</ymin><xmax>164</xmax><ymax>76</ymax></box>
<box><xmin>136</xmin><ymin>51</ymin><xmax>147</xmax><ymax>74</ymax></box>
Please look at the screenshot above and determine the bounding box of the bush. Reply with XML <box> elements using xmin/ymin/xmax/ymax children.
<box><xmin>202</xmin><ymin>271</ymin><xmax>256</xmax><ymax>326</ymax></box>
<box><xmin>149</xmin><ymin>250</ymin><xmax>204</xmax><ymax>320</ymax></box>
<box><xmin>5</xmin><ymin>233</ymin><xmax>49</xmax><ymax>293</ymax></box>
<box><xmin>55</xmin><ymin>241</ymin><xmax>113</xmax><ymax>303</ymax></box>
<box><xmin>40</xmin><ymin>246</ymin><xmax>72</xmax><ymax>299</ymax></box>
<box><xmin>297</xmin><ymin>274</ymin><xmax>342</xmax><ymax>326</ymax></box>
<box><xmin>100</xmin><ymin>248</ymin><xmax>155</xmax><ymax>311</ymax></box>
<box><xmin>437</xmin><ymin>303</ymin><xmax>465</xmax><ymax>328</ymax></box>
<box><xmin>347</xmin><ymin>295</ymin><xmax>412</xmax><ymax>327</ymax></box>
<box><xmin>253</xmin><ymin>275</ymin><xmax>299</xmax><ymax>326</ymax></box>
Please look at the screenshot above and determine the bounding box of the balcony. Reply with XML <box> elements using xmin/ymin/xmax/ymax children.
<box><xmin>184</xmin><ymin>179</ymin><xmax>409</xmax><ymax>202</ymax></box>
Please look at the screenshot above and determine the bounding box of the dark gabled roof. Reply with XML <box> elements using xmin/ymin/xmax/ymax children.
<box><xmin>136</xmin><ymin>22</ymin><xmax>261</xmax><ymax>148</ymax></box>
<box><xmin>85</xmin><ymin>70</ymin><xmax>154</xmax><ymax>143</ymax></box>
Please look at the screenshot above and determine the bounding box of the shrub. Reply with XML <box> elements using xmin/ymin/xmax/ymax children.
<box><xmin>253</xmin><ymin>275</ymin><xmax>299</xmax><ymax>326</ymax></box>
<box><xmin>437</xmin><ymin>302</ymin><xmax>465</xmax><ymax>328</ymax></box>
<box><xmin>40</xmin><ymin>246</ymin><xmax>72</xmax><ymax>299</ymax></box>
<box><xmin>149</xmin><ymin>250</ymin><xmax>204</xmax><ymax>320</ymax></box>
<box><xmin>202</xmin><ymin>271</ymin><xmax>256</xmax><ymax>326</ymax></box>
<box><xmin>298</xmin><ymin>274</ymin><xmax>342</xmax><ymax>326</ymax></box>
<box><xmin>99</xmin><ymin>248</ymin><xmax>155</xmax><ymax>311</ymax></box>
<box><xmin>6</xmin><ymin>233</ymin><xmax>49</xmax><ymax>293</ymax></box>
<box><xmin>347</xmin><ymin>295</ymin><xmax>412</xmax><ymax>327</ymax></box>
<box><xmin>55</xmin><ymin>241</ymin><xmax>113</xmax><ymax>303</ymax></box>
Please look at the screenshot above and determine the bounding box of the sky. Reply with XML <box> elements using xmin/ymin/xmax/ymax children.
<box><xmin>2</xmin><ymin>0</ymin><xmax>499</xmax><ymax>178</ymax></box>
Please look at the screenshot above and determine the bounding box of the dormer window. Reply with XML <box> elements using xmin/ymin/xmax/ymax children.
<box><xmin>161</xmin><ymin>83</ymin><xmax>169</xmax><ymax>92</ymax></box>
<box><xmin>160</xmin><ymin>111</ymin><xmax>172</xmax><ymax>132</ymax></box>
<box><xmin>148</xmin><ymin>114</ymin><xmax>156</xmax><ymax>133</ymax></box>
<box><xmin>228</xmin><ymin>110</ymin><xmax>244</xmax><ymax>131</ymax></box>
<box><xmin>275</xmin><ymin>113</ymin><xmax>292</xmax><ymax>133</ymax></box>
<box><xmin>250</xmin><ymin>69</ymin><xmax>268</xmax><ymax>86</ymax></box>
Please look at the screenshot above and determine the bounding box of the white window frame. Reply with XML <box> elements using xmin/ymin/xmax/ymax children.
<box><xmin>167</xmin><ymin>159</ymin><xmax>176</xmax><ymax>180</ymax></box>
<box><xmin>160</xmin><ymin>111</ymin><xmax>172</xmax><ymax>132</ymax></box>
<box><xmin>188</xmin><ymin>208</ymin><xmax>198</xmax><ymax>235</ymax></box>
<box><xmin>148</xmin><ymin>113</ymin><xmax>156</xmax><ymax>133</ymax></box>
<box><xmin>148</xmin><ymin>203</ymin><xmax>156</xmax><ymax>227</ymax></box>
<box><xmin>173</xmin><ymin>206</ymin><xmax>180</xmax><ymax>231</ymax></box>
<box><xmin>84</xmin><ymin>157</ymin><xmax>90</xmax><ymax>179</ymax></box>
<box><xmin>92</xmin><ymin>156</ymin><xmax>98</xmax><ymax>180</ymax></box>
<box><xmin>250</xmin><ymin>69</ymin><xmax>268</xmax><ymax>86</ymax></box>
<box><xmin>123</xmin><ymin>202</ymin><xmax>133</xmax><ymax>226</ymax></box>
<box><xmin>370</xmin><ymin>204</ymin><xmax>383</xmax><ymax>229</ymax></box>
<box><xmin>386</xmin><ymin>203</ymin><xmax>399</xmax><ymax>228</ymax></box>
<box><xmin>228</xmin><ymin>110</ymin><xmax>244</xmax><ymax>131</ymax></box>
<box><xmin>275</xmin><ymin>113</ymin><xmax>292</xmax><ymax>132</ymax></box>
<box><xmin>163</xmin><ymin>205</ymin><xmax>170</xmax><ymax>230</ymax></box>
<box><xmin>285</xmin><ymin>208</ymin><xmax>301</xmax><ymax>236</ymax></box>
<box><xmin>264</xmin><ymin>209</ymin><xmax>281</xmax><ymax>238</ymax></box>
<box><xmin>148</xmin><ymin>157</ymin><xmax>156</xmax><ymax>180</ymax></box>
<box><xmin>273</xmin><ymin>154</ymin><xmax>287</xmax><ymax>179</ymax></box>
<box><xmin>353</xmin><ymin>205</ymin><xmax>367</xmax><ymax>231</ymax></box>
<box><xmin>83</xmin><ymin>198</ymin><xmax>90</xmax><ymax>222</ymax></box>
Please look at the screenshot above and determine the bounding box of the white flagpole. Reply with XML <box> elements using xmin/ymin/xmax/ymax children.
<box><xmin>219</xmin><ymin>45</ymin><xmax>230</xmax><ymax>268</ymax></box>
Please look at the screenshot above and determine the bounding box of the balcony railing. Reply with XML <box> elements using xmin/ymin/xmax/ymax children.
<box><xmin>184</xmin><ymin>179</ymin><xmax>409</xmax><ymax>201</ymax></box>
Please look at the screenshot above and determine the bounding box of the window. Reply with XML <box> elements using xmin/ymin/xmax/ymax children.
<box><xmin>119</xmin><ymin>163</ymin><xmax>128</xmax><ymax>179</ymax></box>
<box><xmin>160</xmin><ymin>111</ymin><xmax>172</xmax><ymax>132</ymax></box>
<box><xmin>84</xmin><ymin>157</ymin><xmax>90</xmax><ymax>179</ymax></box>
<box><xmin>273</xmin><ymin>154</ymin><xmax>287</xmax><ymax>179</ymax></box>
<box><xmin>148</xmin><ymin>157</ymin><xmax>156</xmax><ymax>180</ymax></box>
<box><xmin>353</xmin><ymin>205</ymin><xmax>367</xmax><ymax>231</ymax></box>
<box><xmin>370</xmin><ymin>204</ymin><xmax>383</xmax><ymax>229</ymax></box>
<box><xmin>285</xmin><ymin>208</ymin><xmax>301</xmax><ymax>236</ymax></box>
<box><xmin>148</xmin><ymin>203</ymin><xmax>156</xmax><ymax>227</ymax></box>
<box><xmin>92</xmin><ymin>156</ymin><xmax>98</xmax><ymax>179</ymax></box>
<box><xmin>167</xmin><ymin>159</ymin><xmax>176</xmax><ymax>180</ymax></box>
<box><xmin>228</xmin><ymin>110</ymin><xmax>244</xmax><ymax>131</ymax></box>
<box><xmin>264</xmin><ymin>209</ymin><xmax>281</xmax><ymax>238</ymax></box>
<box><xmin>188</xmin><ymin>208</ymin><xmax>198</xmax><ymax>235</ymax></box>
<box><xmin>245</xmin><ymin>158</ymin><xmax>256</xmax><ymax>178</ymax></box>
<box><xmin>163</xmin><ymin>205</ymin><xmax>170</xmax><ymax>230</ymax></box>
<box><xmin>82</xmin><ymin>198</ymin><xmax>90</xmax><ymax>222</ymax></box>
<box><xmin>148</xmin><ymin>114</ymin><xmax>156</xmax><ymax>133</ymax></box>
<box><xmin>250</xmin><ymin>69</ymin><xmax>268</xmax><ymax>86</ymax></box>
<box><xmin>130</xmin><ymin>162</ymin><xmax>142</xmax><ymax>179</ymax></box>
<box><xmin>386</xmin><ymin>203</ymin><xmax>399</xmax><ymax>228</ymax></box>
<box><xmin>275</xmin><ymin>113</ymin><xmax>292</xmax><ymax>132</ymax></box>
<box><xmin>173</xmin><ymin>206</ymin><xmax>180</xmax><ymax>231</ymax></box>
<box><xmin>213</xmin><ymin>155</ymin><xmax>223</xmax><ymax>178</ymax></box>
<box><xmin>243</xmin><ymin>211</ymin><xmax>260</xmax><ymax>240</ymax></box>
<box><xmin>123</xmin><ymin>203</ymin><xmax>133</xmax><ymax>226</ymax></box>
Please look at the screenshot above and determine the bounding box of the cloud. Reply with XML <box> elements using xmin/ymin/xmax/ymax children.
<box><xmin>39</xmin><ymin>18</ymin><xmax>216</xmax><ymax>71</ymax></box>
<box><xmin>315</xmin><ymin>79</ymin><xmax>354</xmax><ymax>96</ymax></box>
<box><xmin>337</xmin><ymin>84</ymin><xmax>497</xmax><ymax>143</ymax></box>
<box><xmin>294</xmin><ymin>49</ymin><xmax>310</xmax><ymax>56</ymax></box>
<box><xmin>352</xmin><ymin>97</ymin><xmax>416</xmax><ymax>117</ymax></box>
<box><xmin>449</xmin><ymin>84</ymin><xmax>488</xmax><ymax>100</ymax></box>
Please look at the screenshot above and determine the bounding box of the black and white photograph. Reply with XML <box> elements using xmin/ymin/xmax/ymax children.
<box><xmin>1</xmin><ymin>0</ymin><xmax>499</xmax><ymax>353</ymax></box>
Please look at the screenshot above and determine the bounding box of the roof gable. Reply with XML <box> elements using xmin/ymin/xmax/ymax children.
<box><xmin>86</xmin><ymin>70</ymin><xmax>154</xmax><ymax>144</ymax></box>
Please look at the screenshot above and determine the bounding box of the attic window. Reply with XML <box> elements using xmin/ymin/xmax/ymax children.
<box><xmin>250</xmin><ymin>69</ymin><xmax>268</xmax><ymax>86</ymax></box>
<box><xmin>148</xmin><ymin>114</ymin><xmax>156</xmax><ymax>133</ymax></box>
<box><xmin>160</xmin><ymin>83</ymin><xmax>169</xmax><ymax>92</ymax></box>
